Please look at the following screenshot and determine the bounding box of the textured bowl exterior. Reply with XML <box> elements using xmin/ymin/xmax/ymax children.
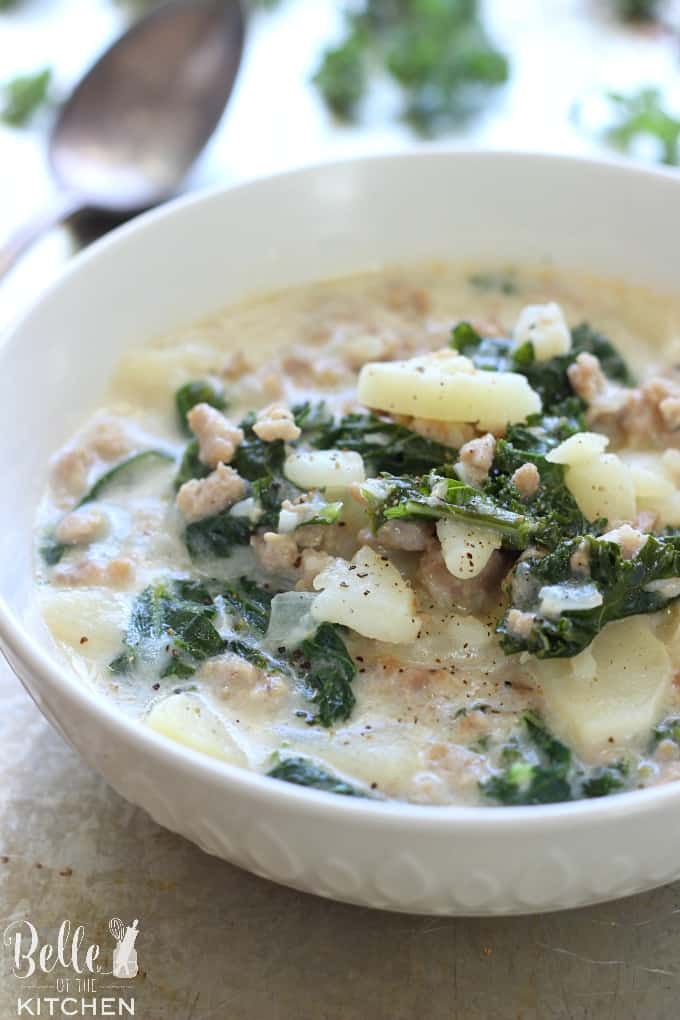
<box><xmin>2</xmin><ymin>151</ymin><xmax>680</xmax><ymax>915</ymax></box>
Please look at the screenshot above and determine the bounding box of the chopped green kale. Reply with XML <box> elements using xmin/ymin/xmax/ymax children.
<box><xmin>42</xmin><ymin>450</ymin><xmax>174</xmax><ymax>566</ymax></box>
<box><xmin>185</xmin><ymin>511</ymin><xmax>252</xmax><ymax>559</ymax></box>
<box><xmin>481</xmin><ymin>712</ymin><xmax>629</xmax><ymax>805</ymax></box>
<box><xmin>175</xmin><ymin>380</ymin><xmax>226</xmax><ymax>434</ymax></box>
<box><xmin>175</xmin><ymin>408</ymin><xmax>301</xmax><ymax>553</ymax></box>
<box><xmin>300</xmin><ymin>404</ymin><xmax>455</xmax><ymax>475</ymax></box>
<box><xmin>516</xmin><ymin>323</ymin><xmax>633</xmax><ymax>408</ymax></box>
<box><xmin>232</xmin><ymin>411</ymin><xmax>286</xmax><ymax>481</ymax></box>
<box><xmin>174</xmin><ymin>439</ymin><xmax>210</xmax><ymax>490</ymax></box>
<box><xmin>499</xmin><ymin>533</ymin><xmax>680</xmax><ymax>659</ymax></box>
<box><xmin>219</xmin><ymin>576</ymin><xmax>274</xmax><ymax>635</ymax></box>
<box><xmin>451</xmin><ymin>320</ymin><xmax>633</xmax><ymax>411</ymax></box>
<box><xmin>295</xmin><ymin>622</ymin><xmax>357</xmax><ymax>727</ymax></box>
<box><xmin>484</xmin><ymin>412</ymin><xmax>593</xmax><ymax>549</ymax></box>
<box><xmin>370</xmin><ymin>472</ymin><xmax>534</xmax><ymax>549</ymax></box>
<box><xmin>268</xmin><ymin>756</ymin><xmax>367</xmax><ymax>796</ymax></box>
<box><xmin>1</xmin><ymin>67</ymin><xmax>51</xmax><ymax>126</ymax></box>
<box><xmin>216</xmin><ymin>579</ymin><xmax>358</xmax><ymax>726</ymax></box>
<box><xmin>110</xmin><ymin>579</ymin><xmax>223</xmax><ymax>679</ymax></box>
<box><xmin>450</xmin><ymin>321</ymin><xmax>515</xmax><ymax>372</ymax></box>
<box><xmin>81</xmin><ymin>450</ymin><xmax>174</xmax><ymax>506</ymax></box>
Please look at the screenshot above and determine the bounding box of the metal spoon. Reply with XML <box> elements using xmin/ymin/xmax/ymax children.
<box><xmin>0</xmin><ymin>0</ymin><xmax>245</xmax><ymax>280</ymax></box>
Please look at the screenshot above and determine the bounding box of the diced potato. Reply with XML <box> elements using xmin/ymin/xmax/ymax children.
<box><xmin>436</xmin><ymin>519</ymin><xmax>502</xmax><ymax>579</ymax></box>
<box><xmin>41</xmin><ymin>589</ymin><xmax>128</xmax><ymax>660</ymax></box>
<box><xmin>112</xmin><ymin>344</ymin><xmax>217</xmax><ymax>406</ymax></box>
<box><xmin>537</xmin><ymin>618</ymin><xmax>671</xmax><ymax>755</ymax></box>
<box><xmin>283</xmin><ymin>449</ymin><xmax>365</xmax><ymax>490</ymax></box>
<box><xmin>546</xmin><ymin>431</ymin><xmax>609</xmax><ymax>466</ymax></box>
<box><xmin>285</xmin><ymin>721</ymin><xmax>421</xmax><ymax>793</ymax></box>
<box><xmin>619</xmin><ymin>451</ymin><xmax>680</xmax><ymax>526</ymax></box>
<box><xmin>312</xmin><ymin>546</ymin><xmax>421</xmax><ymax>643</ymax></box>
<box><xmin>566</xmin><ymin>452</ymin><xmax>636</xmax><ymax>524</ymax></box>
<box><xmin>373</xmin><ymin>611</ymin><xmax>494</xmax><ymax>665</ymax></box>
<box><xmin>357</xmin><ymin>350</ymin><xmax>541</xmax><ymax>431</ymax></box>
<box><xmin>629</xmin><ymin>465</ymin><xmax>676</xmax><ymax>504</ymax></box>
<box><xmin>146</xmin><ymin>692</ymin><xmax>247</xmax><ymax>765</ymax></box>
<box><xmin>513</xmin><ymin>302</ymin><xmax>571</xmax><ymax>361</ymax></box>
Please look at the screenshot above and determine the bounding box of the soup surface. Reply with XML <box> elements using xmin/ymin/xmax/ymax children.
<box><xmin>34</xmin><ymin>262</ymin><xmax>680</xmax><ymax>805</ymax></box>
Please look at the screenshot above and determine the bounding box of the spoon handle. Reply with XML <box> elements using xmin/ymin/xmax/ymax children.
<box><xmin>0</xmin><ymin>191</ymin><xmax>83</xmax><ymax>282</ymax></box>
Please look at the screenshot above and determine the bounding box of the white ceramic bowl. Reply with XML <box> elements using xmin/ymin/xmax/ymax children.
<box><xmin>3</xmin><ymin>150</ymin><xmax>680</xmax><ymax>916</ymax></box>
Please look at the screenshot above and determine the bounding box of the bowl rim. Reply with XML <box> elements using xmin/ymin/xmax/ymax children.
<box><xmin>4</xmin><ymin>145</ymin><xmax>680</xmax><ymax>830</ymax></box>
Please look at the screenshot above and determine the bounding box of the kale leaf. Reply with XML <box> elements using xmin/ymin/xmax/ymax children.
<box><xmin>370</xmin><ymin>472</ymin><xmax>534</xmax><ymax>549</ymax></box>
<box><xmin>295</xmin><ymin>623</ymin><xmax>357</xmax><ymax>727</ymax></box>
<box><xmin>484</xmin><ymin>411</ymin><xmax>593</xmax><ymax>549</ymax></box>
<box><xmin>42</xmin><ymin>450</ymin><xmax>174</xmax><ymax>566</ymax></box>
<box><xmin>450</xmin><ymin>320</ymin><xmax>633</xmax><ymax>412</ymax></box>
<box><xmin>499</xmin><ymin>533</ymin><xmax>680</xmax><ymax>659</ymax></box>
<box><xmin>81</xmin><ymin>450</ymin><xmax>174</xmax><ymax>505</ymax></box>
<box><xmin>175</xmin><ymin>380</ymin><xmax>225</xmax><ymax>434</ymax></box>
<box><xmin>232</xmin><ymin>411</ymin><xmax>286</xmax><ymax>481</ymax></box>
<box><xmin>268</xmin><ymin>756</ymin><xmax>367</xmax><ymax>797</ymax></box>
<box><xmin>185</xmin><ymin>512</ymin><xmax>252</xmax><ymax>559</ymax></box>
<box><xmin>218</xmin><ymin>581</ymin><xmax>357</xmax><ymax>725</ymax></box>
<box><xmin>481</xmin><ymin>712</ymin><xmax>629</xmax><ymax>805</ymax></box>
<box><xmin>516</xmin><ymin>323</ymin><xmax>633</xmax><ymax>408</ymax></box>
<box><xmin>109</xmin><ymin>572</ymin><xmax>357</xmax><ymax>724</ymax></box>
<box><xmin>175</xmin><ymin>408</ymin><xmax>300</xmax><ymax>554</ymax></box>
<box><xmin>174</xmin><ymin>439</ymin><xmax>211</xmax><ymax>490</ymax></box>
<box><xmin>450</xmin><ymin>321</ymin><xmax>515</xmax><ymax>372</ymax></box>
<box><xmin>300</xmin><ymin>404</ymin><xmax>455</xmax><ymax>475</ymax></box>
<box><xmin>109</xmin><ymin>579</ymin><xmax>223</xmax><ymax>679</ymax></box>
<box><xmin>219</xmin><ymin>577</ymin><xmax>274</xmax><ymax>635</ymax></box>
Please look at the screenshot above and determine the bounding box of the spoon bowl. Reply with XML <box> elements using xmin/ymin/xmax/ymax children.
<box><xmin>51</xmin><ymin>0</ymin><xmax>245</xmax><ymax>211</ymax></box>
<box><xmin>0</xmin><ymin>0</ymin><xmax>245</xmax><ymax>277</ymax></box>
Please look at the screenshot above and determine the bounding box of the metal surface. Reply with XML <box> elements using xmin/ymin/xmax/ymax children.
<box><xmin>0</xmin><ymin>0</ymin><xmax>245</xmax><ymax>278</ymax></box>
<box><xmin>2</xmin><ymin>1</ymin><xmax>680</xmax><ymax>1016</ymax></box>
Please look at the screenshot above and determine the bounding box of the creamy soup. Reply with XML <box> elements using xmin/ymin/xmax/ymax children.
<box><xmin>34</xmin><ymin>263</ymin><xmax>680</xmax><ymax>805</ymax></box>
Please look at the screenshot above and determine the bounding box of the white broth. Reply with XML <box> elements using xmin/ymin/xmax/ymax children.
<box><xmin>34</xmin><ymin>263</ymin><xmax>680</xmax><ymax>805</ymax></box>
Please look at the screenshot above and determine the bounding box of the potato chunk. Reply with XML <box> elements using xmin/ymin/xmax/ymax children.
<box><xmin>312</xmin><ymin>546</ymin><xmax>421</xmax><ymax>643</ymax></box>
<box><xmin>566</xmin><ymin>452</ymin><xmax>636</xmax><ymax>524</ymax></box>
<box><xmin>513</xmin><ymin>302</ymin><xmax>571</xmax><ymax>361</ymax></box>
<box><xmin>41</xmin><ymin>589</ymin><xmax>128</xmax><ymax>660</ymax></box>
<box><xmin>357</xmin><ymin>350</ymin><xmax>540</xmax><ymax>431</ymax></box>
<box><xmin>284</xmin><ymin>449</ymin><xmax>365</xmax><ymax>490</ymax></box>
<box><xmin>546</xmin><ymin>431</ymin><xmax>609</xmax><ymax>466</ymax></box>
<box><xmin>436</xmin><ymin>519</ymin><xmax>502</xmax><ymax>579</ymax></box>
<box><xmin>537</xmin><ymin>618</ymin><xmax>671</xmax><ymax>755</ymax></box>
<box><xmin>146</xmin><ymin>692</ymin><xmax>247</xmax><ymax>765</ymax></box>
